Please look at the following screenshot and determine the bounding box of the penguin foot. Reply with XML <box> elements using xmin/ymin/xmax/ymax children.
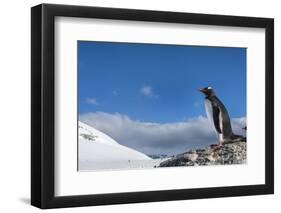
<box><xmin>210</xmin><ymin>144</ymin><xmax>222</xmax><ymax>150</ymax></box>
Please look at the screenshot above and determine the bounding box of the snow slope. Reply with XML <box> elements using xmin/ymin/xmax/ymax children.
<box><xmin>79</xmin><ymin>122</ymin><xmax>166</xmax><ymax>171</ymax></box>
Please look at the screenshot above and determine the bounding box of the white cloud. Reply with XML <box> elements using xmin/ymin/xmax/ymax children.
<box><xmin>86</xmin><ymin>97</ymin><xmax>99</xmax><ymax>105</ymax></box>
<box><xmin>140</xmin><ymin>85</ymin><xmax>158</xmax><ymax>98</ymax></box>
<box><xmin>79</xmin><ymin>111</ymin><xmax>246</xmax><ymax>155</ymax></box>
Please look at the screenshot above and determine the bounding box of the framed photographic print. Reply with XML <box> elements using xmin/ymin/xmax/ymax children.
<box><xmin>31</xmin><ymin>3</ymin><xmax>274</xmax><ymax>209</ymax></box>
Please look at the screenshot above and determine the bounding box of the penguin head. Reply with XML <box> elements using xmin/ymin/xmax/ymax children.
<box><xmin>199</xmin><ymin>86</ymin><xmax>215</xmax><ymax>97</ymax></box>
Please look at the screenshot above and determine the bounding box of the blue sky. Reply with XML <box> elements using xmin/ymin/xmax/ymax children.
<box><xmin>78</xmin><ymin>41</ymin><xmax>246</xmax><ymax>123</ymax></box>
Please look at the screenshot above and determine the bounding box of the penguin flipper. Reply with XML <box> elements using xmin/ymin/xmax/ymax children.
<box><xmin>212</xmin><ymin>107</ymin><xmax>222</xmax><ymax>134</ymax></box>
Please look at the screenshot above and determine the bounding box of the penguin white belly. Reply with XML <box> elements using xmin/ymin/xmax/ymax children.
<box><xmin>204</xmin><ymin>99</ymin><xmax>216</xmax><ymax>132</ymax></box>
<box><xmin>205</xmin><ymin>99</ymin><xmax>223</xmax><ymax>142</ymax></box>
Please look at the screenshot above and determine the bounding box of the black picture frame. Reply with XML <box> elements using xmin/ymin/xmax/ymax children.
<box><xmin>31</xmin><ymin>3</ymin><xmax>274</xmax><ymax>209</ymax></box>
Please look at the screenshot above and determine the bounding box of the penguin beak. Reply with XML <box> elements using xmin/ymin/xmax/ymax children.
<box><xmin>198</xmin><ymin>88</ymin><xmax>206</xmax><ymax>93</ymax></box>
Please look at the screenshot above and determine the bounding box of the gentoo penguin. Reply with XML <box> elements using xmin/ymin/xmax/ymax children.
<box><xmin>199</xmin><ymin>86</ymin><xmax>245</xmax><ymax>146</ymax></box>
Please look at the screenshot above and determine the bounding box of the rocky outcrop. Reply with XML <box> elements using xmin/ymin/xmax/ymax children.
<box><xmin>159</xmin><ymin>140</ymin><xmax>246</xmax><ymax>167</ymax></box>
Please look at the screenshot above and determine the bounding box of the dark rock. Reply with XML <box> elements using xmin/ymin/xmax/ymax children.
<box><xmin>159</xmin><ymin>140</ymin><xmax>246</xmax><ymax>167</ymax></box>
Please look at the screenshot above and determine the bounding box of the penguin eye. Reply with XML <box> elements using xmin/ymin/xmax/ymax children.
<box><xmin>207</xmin><ymin>86</ymin><xmax>212</xmax><ymax>90</ymax></box>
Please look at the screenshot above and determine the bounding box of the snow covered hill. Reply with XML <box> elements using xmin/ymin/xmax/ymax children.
<box><xmin>78</xmin><ymin>121</ymin><xmax>166</xmax><ymax>171</ymax></box>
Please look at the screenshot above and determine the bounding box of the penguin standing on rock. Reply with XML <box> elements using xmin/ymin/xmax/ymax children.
<box><xmin>199</xmin><ymin>86</ymin><xmax>245</xmax><ymax>147</ymax></box>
